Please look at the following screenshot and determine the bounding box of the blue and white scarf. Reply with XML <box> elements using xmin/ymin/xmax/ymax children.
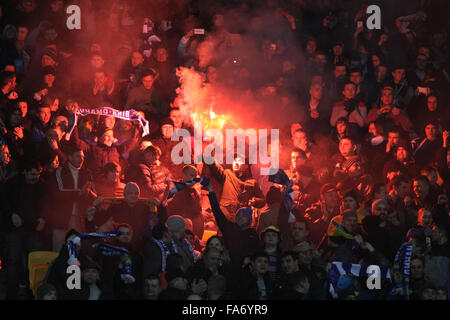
<box><xmin>165</xmin><ymin>177</ymin><xmax>210</xmax><ymax>202</ymax></box>
<box><xmin>65</xmin><ymin>107</ymin><xmax>150</xmax><ymax>140</ymax></box>
<box><xmin>328</xmin><ymin>261</ymin><xmax>392</xmax><ymax>298</ymax></box>
<box><xmin>154</xmin><ymin>238</ymin><xmax>197</xmax><ymax>272</ymax></box>
<box><xmin>67</xmin><ymin>231</ymin><xmax>121</xmax><ymax>266</ymax></box>
<box><xmin>92</xmin><ymin>243</ymin><xmax>135</xmax><ymax>284</ymax></box>
<box><xmin>390</xmin><ymin>243</ymin><xmax>413</xmax><ymax>300</ymax></box>
<box><xmin>269</xmin><ymin>169</ymin><xmax>297</xmax><ymax>220</ymax></box>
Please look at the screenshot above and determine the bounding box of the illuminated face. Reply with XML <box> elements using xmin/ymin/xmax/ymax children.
<box><xmin>334</xmin><ymin>66</ymin><xmax>347</xmax><ymax>79</ymax></box>
<box><xmin>281</xmin><ymin>255</ymin><xmax>298</xmax><ymax>274</ymax></box>
<box><xmin>339</xmin><ymin>138</ymin><xmax>355</xmax><ymax>157</ymax></box>
<box><xmin>17</xmin><ymin>27</ymin><xmax>29</xmax><ymax>41</ymax></box>
<box><xmin>91</xmin><ymin>55</ymin><xmax>104</xmax><ymax>69</ymax></box>
<box><xmin>372</xmin><ymin>55</ymin><xmax>381</xmax><ymax>68</ymax></box>
<box><xmin>131</xmin><ymin>52</ymin><xmax>144</xmax><ymax>67</ymax></box>
<box><xmin>314</xmin><ymin>54</ymin><xmax>327</xmax><ymax>66</ymax></box>
<box><xmin>253</xmin><ymin>257</ymin><xmax>269</xmax><ymax>274</ymax></box>
<box><xmin>424</xmin><ymin>170</ymin><xmax>437</xmax><ymax>184</ymax></box>
<box><xmin>10</xmin><ymin>110</ymin><xmax>22</xmax><ymax>126</ymax></box>
<box><xmin>336</xmin><ymin>121</ymin><xmax>347</xmax><ymax>135</ymax></box>
<box><xmin>388</xmin><ymin>132</ymin><xmax>400</xmax><ymax>146</ymax></box>
<box><xmin>395</xmin><ymin>182</ymin><xmax>408</xmax><ymax>198</ymax></box>
<box><xmin>144</xmin><ymin>279</ymin><xmax>161</xmax><ymax>298</ymax></box>
<box><xmin>374</xmin><ymin>186</ymin><xmax>388</xmax><ymax>201</ymax></box>
<box><xmin>350</xmin><ymin>72</ymin><xmax>362</xmax><ymax>85</ymax></box>
<box><xmin>342</xmin><ymin>83</ymin><xmax>356</xmax><ymax>99</ymax></box>
<box><xmin>94</xmin><ymin>72</ymin><xmax>106</xmax><ymax>88</ymax></box>
<box><xmin>396</xmin><ymin>147</ymin><xmax>408</xmax><ymax>162</ymax></box>
<box><xmin>263</xmin><ymin>231</ymin><xmax>279</xmax><ymax>246</ymax></box>
<box><xmin>343</xmin><ymin>197</ymin><xmax>358</xmax><ymax>210</ymax></box>
<box><xmin>100</xmin><ymin>130</ymin><xmax>114</xmax><ymax>147</ymax></box>
<box><xmin>372</xmin><ymin>202</ymin><xmax>388</xmax><ymax>219</ymax></box>
<box><xmin>232</xmin><ymin>157</ymin><xmax>246</xmax><ymax>172</ymax></box>
<box><xmin>342</xmin><ymin>215</ymin><xmax>358</xmax><ymax>233</ymax></box>
<box><xmin>50</xmin><ymin>98</ymin><xmax>59</xmax><ymax>112</ymax></box>
<box><xmin>104</xmin><ymin>116</ymin><xmax>116</xmax><ymax>129</ymax></box>
<box><xmin>155</xmin><ymin>48</ymin><xmax>168</xmax><ymax>63</ymax></box>
<box><xmin>68</xmin><ymin>150</ymin><xmax>84</xmax><ymax>169</ymax></box>
<box><xmin>306</xmin><ymin>40</ymin><xmax>317</xmax><ymax>54</ymax></box>
<box><xmin>297</xmin><ymin>249</ymin><xmax>313</xmax><ymax>266</ymax></box>
<box><xmin>292</xmin><ymin>131</ymin><xmax>308</xmax><ymax>150</ymax></box>
<box><xmin>161</xmin><ymin>124</ymin><xmax>174</xmax><ymax>139</ymax></box>
<box><xmin>309</xmin><ymin>84</ymin><xmax>322</xmax><ymax>100</ymax></box>
<box><xmin>44</xmin><ymin>73</ymin><xmax>55</xmax><ymax>87</ymax></box>
<box><xmin>24</xmin><ymin>168</ymin><xmax>42</xmax><ymax>185</ymax></box>
<box><xmin>124</xmin><ymin>188</ymin><xmax>139</xmax><ymax>205</ymax></box>
<box><xmin>425</xmin><ymin>124</ymin><xmax>437</xmax><ymax>140</ymax></box>
<box><xmin>333</xmin><ymin>45</ymin><xmax>343</xmax><ymax>56</ymax></box>
<box><xmin>391</xmin><ymin>69</ymin><xmax>405</xmax><ymax>83</ymax></box>
<box><xmin>117</xmin><ymin>226</ymin><xmax>132</xmax><ymax>243</ymax></box>
<box><xmin>106</xmin><ymin>167</ymin><xmax>120</xmax><ymax>184</ymax></box>
<box><xmin>410</xmin><ymin>258</ymin><xmax>424</xmax><ymax>280</ymax></box>
<box><xmin>413</xmin><ymin>179</ymin><xmax>428</xmax><ymax>199</ymax></box>
<box><xmin>170</xmin><ymin>109</ymin><xmax>183</xmax><ymax>129</ymax></box>
<box><xmin>82</xmin><ymin>268</ymin><xmax>99</xmax><ymax>285</ymax></box>
<box><xmin>235</xmin><ymin>211</ymin><xmax>250</xmax><ymax>228</ymax></box>
<box><xmin>38</xmin><ymin>107</ymin><xmax>51</xmax><ymax>125</ymax></box>
<box><xmin>141</xmin><ymin>75</ymin><xmax>155</xmax><ymax>90</ymax></box>
<box><xmin>291</xmin><ymin>151</ymin><xmax>305</xmax><ymax>169</ymax></box>
<box><xmin>418</xmin><ymin>209</ymin><xmax>433</xmax><ymax>227</ymax></box>
<box><xmin>377</xmin><ymin>66</ymin><xmax>387</xmax><ymax>80</ymax></box>
<box><xmin>427</xmin><ymin>96</ymin><xmax>438</xmax><ymax>111</ymax></box>
<box><xmin>207</xmin><ymin>237</ymin><xmax>224</xmax><ymax>251</ymax></box>
<box><xmin>291</xmin><ymin>222</ymin><xmax>308</xmax><ymax>243</ymax></box>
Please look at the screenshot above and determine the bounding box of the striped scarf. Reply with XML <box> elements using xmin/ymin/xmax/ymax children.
<box><xmin>165</xmin><ymin>177</ymin><xmax>210</xmax><ymax>202</ymax></box>
<box><xmin>67</xmin><ymin>231</ymin><xmax>121</xmax><ymax>266</ymax></box>
<box><xmin>92</xmin><ymin>243</ymin><xmax>135</xmax><ymax>284</ymax></box>
<box><xmin>328</xmin><ymin>261</ymin><xmax>392</xmax><ymax>298</ymax></box>
<box><xmin>154</xmin><ymin>238</ymin><xmax>197</xmax><ymax>271</ymax></box>
<box><xmin>390</xmin><ymin>243</ymin><xmax>413</xmax><ymax>300</ymax></box>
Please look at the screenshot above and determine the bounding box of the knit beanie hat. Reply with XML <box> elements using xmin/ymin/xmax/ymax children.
<box><xmin>166</xmin><ymin>215</ymin><xmax>185</xmax><ymax>232</ymax></box>
<box><xmin>42</xmin><ymin>47</ymin><xmax>58</xmax><ymax>63</ymax></box>
<box><xmin>235</xmin><ymin>207</ymin><xmax>253</xmax><ymax>225</ymax></box>
<box><xmin>124</xmin><ymin>182</ymin><xmax>140</xmax><ymax>195</ymax></box>
<box><xmin>160</xmin><ymin>117</ymin><xmax>174</xmax><ymax>127</ymax></box>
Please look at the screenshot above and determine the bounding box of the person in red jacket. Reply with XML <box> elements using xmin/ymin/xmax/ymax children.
<box><xmin>166</xmin><ymin>165</ymin><xmax>204</xmax><ymax>239</ymax></box>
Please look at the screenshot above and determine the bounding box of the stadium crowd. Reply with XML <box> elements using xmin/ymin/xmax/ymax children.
<box><xmin>0</xmin><ymin>0</ymin><xmax>449</xmax><ymax>300</ymax></box>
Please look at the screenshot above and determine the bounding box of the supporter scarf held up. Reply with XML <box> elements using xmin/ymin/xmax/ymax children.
<box><xmin>67</xmin><ymin>231</ymin><xmax>121</xmax><ymax>266</ymax></box>
<box><xmin>390</xmin><ymin>242</ymin><xmax>413</xmax><ymax>300</ymax></box>
<box><xmin>92</xmin><ymin>243</ymin><xmax>136</xmax><ymax>284</ymax></box>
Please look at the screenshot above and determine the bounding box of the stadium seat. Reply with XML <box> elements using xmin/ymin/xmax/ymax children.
<box><xmin>28</xmin><ymin>251</ymin><xmax>59</xmax><ymax>299</ymax></box>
